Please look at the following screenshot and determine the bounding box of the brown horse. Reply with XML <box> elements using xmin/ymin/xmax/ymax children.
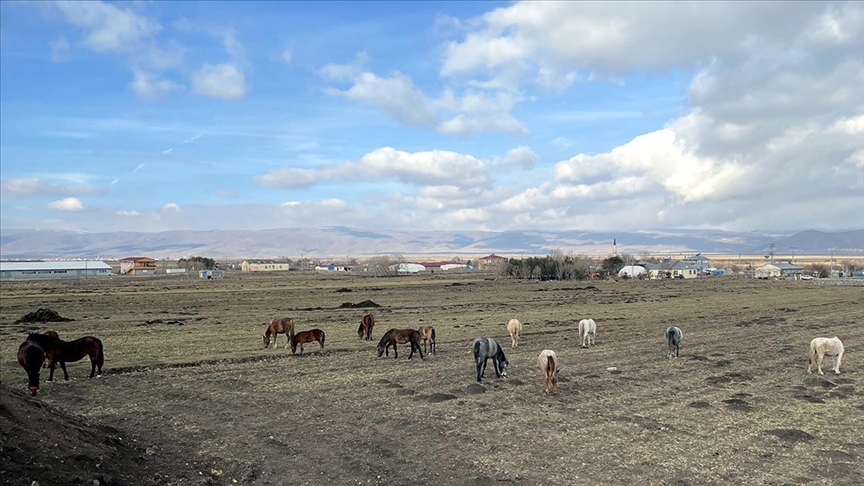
<box><xmin>18</xmin><ymin>340</ymin><xmax>46</xmax><ymax>396</ymax></box>
<box><xmin>377</xmin><ymin>328</ymin><xmax>424</xmax><ymax>360</ymax></box>
<box><xmin>44</xmin><ymin>329</ymin><xmax>60</xmax><ymax>339</ymax></box>
<box><xmin>26</xmin><ymin>333</ymin><xmax>104</xmax><ymax>380</ymax></box>
<box><xmin>358</xmin><ymin>314</ymin><xmax>375</xmax><ymax>341</ymax></box>
<box><xmin>263</xmin><ymin>317</ymin><xmax>295</xmax><ymax>349</ymax></box>
<box><xmin>291</xmin><ymin>329</ymin><xmax>325</xmax><ymax>355</ymax></box>
<box><xmin>417</xmin><ymin>326</ymin><xmax>436</xmax><ymax>355</ymax></box>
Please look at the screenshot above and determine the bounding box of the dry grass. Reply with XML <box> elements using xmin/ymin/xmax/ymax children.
<box><xmin>1</xmin><ymin>273</ymin><xmax>862</xmax><ymax>485</ymax></box>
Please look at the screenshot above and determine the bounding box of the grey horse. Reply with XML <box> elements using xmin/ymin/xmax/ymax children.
<box><xmin>665</xmin><ymin>326</ymin><xmax>682</xmax><ymax>358</ymax></box>
<box><xmin>472</xmin><ymin>337</ymin><xmax>508</xmax><ymax>383</ymax></box>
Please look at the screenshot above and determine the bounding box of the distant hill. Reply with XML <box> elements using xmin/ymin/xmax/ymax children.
<box><xmin>0</xmin><ymin>227</ymin><xmax>860</xmax><ymax>260</ymax></box>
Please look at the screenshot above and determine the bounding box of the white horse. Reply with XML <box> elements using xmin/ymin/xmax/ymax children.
<box><xmin>538</xmin><ymin>350</ymin><xmax>560</xmax><ymax>395</ymax></box>
<box><xmin>578</xmin><ymin>319</ymin><xmax>596</xmax><ymax>348</ymax></box>
<box><xmin>807</xmin><ymin>337</ymin><xmax>844</xmax><ymax>375</ymax></box>
<box><xmin>507</xmin><ymin>318</ymin><xmax>523</xmax><ymax>348</ymax></box>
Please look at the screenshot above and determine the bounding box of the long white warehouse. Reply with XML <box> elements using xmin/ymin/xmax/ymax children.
<box><xmin>0</xmin><ymin>261</ymin><xmax>113</xmax><ymax>280</ymax></box>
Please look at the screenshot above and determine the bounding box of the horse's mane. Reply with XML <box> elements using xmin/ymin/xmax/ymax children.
<box><xmin>26</xmin><ymin>333</ymin><xmax>62</xmax><ymax>347</ymax></box>
<box><xmin>377</xmin><ymin>329</ymin><xmax>394</xmax><ymax>346</ymax></box>
<box><xmin>495</xmin><ymin>342</ymin><xmax>508</xmax><ymax>364</ymax></box>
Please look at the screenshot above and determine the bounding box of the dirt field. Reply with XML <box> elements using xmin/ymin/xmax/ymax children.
<box><xmin>1</xmin><ymin>273</ymin><xmax>863</xmax><ymax>486</ymax></box>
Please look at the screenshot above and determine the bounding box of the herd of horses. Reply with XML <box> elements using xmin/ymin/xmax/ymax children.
<box><xmin>16</xmin><ymin>330</ymin><xmax>104</xmax><ymax>396</ymax></box>
<box><xmin>18</xmin><ymin>309</ymin><xmax>846</xmax><ymax>398</ymax></box>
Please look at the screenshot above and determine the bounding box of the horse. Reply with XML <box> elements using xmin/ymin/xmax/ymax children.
<box><xmin>376</xmin><ymin>329</ymin><xmax>424</xmax><ymax>360</ymax></box>
<box><xmin>538</xmin><ymin>350</ymin><xmax>560</xmax><ymax>395</ymax></box>
<box><xmin>18</xmin><ymin>340</ymin><xmax>46</xmax><ymax>396</ymax></box>
<box><xmin>507</xmin><ymin>318</ymin><xmax>522</xmax><ymax>348</ymax></box>
<box><xmin>472</xmin><ymin>337</ymin><xmax>508</xmax><ymax>383</ymax></box>
<box><xmin>665</xmin><ymin>326</ymin><xmax>682</xmax><ymax>359</ymax></box>
<box><xmin>42</xmin><ymin>329</ymin><xmax>59</xmax><ymax>368</ymax></box>
<box><xmin>358</xmin><ymin>314</ymin><xmax>375</xmax><ymax>341</ymax></box>
<box><xmin>263</xmin><ymin>317</ymin><xmax>295</xmax><ymax>349</ymax></box>
<box><xmin>578</xmin><ymin>318</ymin><xmax>596</xmax><ymax>348</ymax></box>
<box><xmin>25</xmin><ymin>333</ymin><xmax>104</xmax><ymax>380</ymax></box>
<box><xmin>808</xmin><ymin>336</ymin><xmax>844</xmax><ymax>375</ymax></box>
<box><xmin>291</xmin><ymin>329</ymin><xmax>325</xmax><ymax>355</ymax></box>
<box><xmin>418</xmin><ymin>326</ymin><xmax>436</xmax><ymax>354</ymax></box>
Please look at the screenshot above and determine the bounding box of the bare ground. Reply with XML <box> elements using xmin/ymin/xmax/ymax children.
<box><xmin>1</xmin><ymin>273</ymin><xmax>863</xmax><ymax>485</ymax></box>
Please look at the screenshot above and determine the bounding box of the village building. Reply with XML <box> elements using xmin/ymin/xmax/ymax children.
<box><xmin>0</xmin><ymin>260</ymin><xmax>112</xmax><ymax>280</ymax></box>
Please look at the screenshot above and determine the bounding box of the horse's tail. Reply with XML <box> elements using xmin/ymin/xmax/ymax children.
<box><xmin>473</xmin><ymin>340</ymin><xmax>481</xmax><ymax>360</ymax></box>
<box><xmin>96</xmin><ymin>339</ymin><xmax>105</xmax><ymax>367</ymax></box>
<box><xmin>431</xmin><ymin>328</ymin><xmax>436</xmax><ymax>341</ymax></box>
<box><xmin>320</xmin><ymin>330</ymin><xmax>326</xmax><ymax>345</ymax></box>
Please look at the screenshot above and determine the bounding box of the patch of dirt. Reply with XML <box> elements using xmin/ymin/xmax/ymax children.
<box><xmin>465</xmin><ymin>384</ymin><xmax>486</xmax><ymax>394</ymax></box>
<box><xmin>334</xmin><ymin>287</ymin><xmax>353</xmax><ymax>293</ymax></box>
<box><xmin>765</xmin><ymin>429</ymin><xmax>816</xmax><ymax>443</ymax></box>
<box><xmin>0</xmin><ymin>385</ymin><xmax>199</xmax><ymax>486</ymax></box>
<box><xmin>338</xmin><ymin>300</ymin><xmax>381</xmax><ymax>308</ymax></box>
<box><xmin>688</xmin><ymin>401</ymin><xmax>712</xmax><ymax>409</ymax></box>
<box><xmin>427</xmin><ymin>393</ymin><xmax>458</xmax><ymax>403</ymax></box>
<box><xmin>722</xmin><ymin>398</ymin><xmax>754</xmax><ymax>412</ymax></box>
<box><xmin>14</xmin><ymin>308</ymin><xmax>74</xmax><ymax>324</ymax></box>
<box><xmin>138</xmin><ymin>319</ymin><xmax>185</xmax><ymax>326</ymax></box>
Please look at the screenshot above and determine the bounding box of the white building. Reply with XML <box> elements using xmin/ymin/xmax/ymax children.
<box><xmin>0</xmin><ymin>261</ymin><xmax>112</xmax><ymax>280</ymax></box>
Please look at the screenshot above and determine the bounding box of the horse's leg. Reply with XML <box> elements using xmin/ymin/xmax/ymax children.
<box><xmin>90</xmin><ymin>356</ymin><xmax>96</xmax><ymax>378</ymax></box>
<box><xmin>416</xmin><ymin>341</ymin><xmax>424</xmax><ymax>360</ymax></box>
<box><xmin>817</xmin><ymin>351</ymin><xmax>825</xmax><ymax>375</ymax></box>
<box><xmin>393</xmin><ymin>343</ymin><xmax>398</xmax><ymax>359</ymax></box>
<box><xmin>476</xmin><ymin>359</ymin><xmax>484</xmax><ymax>382</ymax></box>
<box><xmin>60</xmin><ymin>361</ymin><xmax>69</xmax><ymax>380</ymax></box>
<box><xmin>48</xmin><ymin>360</ymin><xmax>55</xmax><ymax>382</ymax></box>
<box><xmin>493</xmin><ymin>358</ymin><xmax>501</xmax><ymax>378</ymax></box>
<box><xmin>833</xmin><ymin>352</ymin><xmax>842</xmax><ymax>374</ymax></box>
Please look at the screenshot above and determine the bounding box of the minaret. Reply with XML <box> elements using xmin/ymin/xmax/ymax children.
<box><xmin>613</xmin><ymin>238</ymin><xmax>618</xmax><ymax>257</ymax></box>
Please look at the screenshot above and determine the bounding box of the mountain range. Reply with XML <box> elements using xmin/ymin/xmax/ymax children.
<box><xmin>1</xmin><ymin>227</ymin><xmax>861</xmax><ymax>260</ymax></box>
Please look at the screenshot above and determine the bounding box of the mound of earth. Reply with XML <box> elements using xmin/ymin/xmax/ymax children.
<box><xmin>338</xmin><ymin>300</ymin><xmax>381</xmax><ymax>308</ymax></box>
<box><xmin>0</xmin><ymin>386</ymin><xmax>197</xmax><ymax>486</ymax></box>
<box><xmin>14</xmin><ymin>308</ymin><xmax>74</xmax><ymax>324</ymax></box>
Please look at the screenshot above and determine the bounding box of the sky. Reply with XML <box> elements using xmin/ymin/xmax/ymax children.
<box><xmin>1</xmin><ymin>1</ymin><xmax>862</xmax><ymax>234</ymax></box>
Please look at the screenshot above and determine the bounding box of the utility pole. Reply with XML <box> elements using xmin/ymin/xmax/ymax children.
<box><xmin>790</xmin><ymin>246</ymin><xmax>797</xmax><ymax>264</ymax></box>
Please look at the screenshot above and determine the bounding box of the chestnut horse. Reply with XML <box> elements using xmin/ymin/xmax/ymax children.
<box><xmin>377</xmin><ymin>328</ymin><xmax>424</xmax><ymax>360</ymax></box>
<box><xmin>291</xmin><ymin>329</ymin><xmax>325</xmax><ymax>355</ymax></box>
<box><xmin>18</xmin><ymin>340</ymin><xmax>46</xmax><ymax>396</ymax></box>
<box><xmin>418</xmin><ymin>326</ymin><xmax>436</xmax><ymax>355</ymax></box>
<box><xmin>357</xmin><ymin>314</ymin><xmax>375</xmax><ymax>341</ymax></box>
<box><xmin>263</xmin><ymin>317</ymin><xmax>295</xmax><ymax>349</ymax></box>
<box><xmin>25</xmin><ymin>333</ymin><xmax>104</xmax><ymax>380</ymax></box>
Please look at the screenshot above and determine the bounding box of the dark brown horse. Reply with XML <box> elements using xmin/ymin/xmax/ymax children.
<box><xmin>357</xmin><ymin>313</ymin><xmax>375</xmax><ymax>341</ymax></box>
<box><xmin>291</xmin><ymin>329</ymin><xmax>325</xmax><ymax>355</ymax></box>
<box><xmin>377</xmin><ymin>328</ymin><xmax>424</xmax><ymax>360</ymax></box>
<box><xmin>417</xmin><ymin>326</ymin><xmax>436</xmax><ymax>355</ymax></box>
<box><xmin>263</xmin><ymin>317</ymin><xmax>295</xmax><ymax>349</ymax></box>
<box><xmin>26</xmin><ymin>333</ymin><xmax>104</xmax><ymax>380</ymax></box>
<box><xmin>18</xmin><ymin>340</ymin><xmax>46</xmax><ymax>396</ymax></box>
<box><xmin>43</xmin><ymin>329</ymin><xmax>60</xmax><ymax>339</ymax></box>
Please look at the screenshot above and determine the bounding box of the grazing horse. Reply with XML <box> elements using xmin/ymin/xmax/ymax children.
<box><xmin>578</xmin><ymin>319</ymin><xmax>596</xmax><ymax>348</ymax></box>
<box><xmin>808</xmin><ymin>336</ymin><xmax>844</xmax><ymax>375</ymax></box>
<box><xmin>376</xmin><ymin>329</ymin><xmax>424</xmax><ymax>360</ymax></box>
<box><xmin>538</xmin><ymin>350</ymin><xmax>560</xmax><ymax>395</ymax></box>
<box><xmin>18</xmin><ymin>341</ymin><xmax>46</xmax><ymax>396</ymax></box>
<box><xmin>25</xmin><ymin>333</ymin><xmax>104</xmax><ymax>380</ymax></box>
<box><xmin>417</xmin><ymin>326</ymin><xmax>436</xmax><ymax>355</ymax></box>
<box><xmin>472</xmin><ymin>337</ymin><xmax>508</xmax><ymax>383</ymax></box>
<box><xmin>357</xmin><ymin>314</ymin><xmax>375</xmax><ymax>341</ymax></box>
<box><xmin>263</xmin><ymin>317</ymin><xmax>295</xmax><ymax>349</ymax></box>
<box><xmin>665</xmin><ymin>326</ymin><xmax>682</xmax><ymax>359</ymax></box>
<box><xmin>291</xmin><ymin>329</ymin><xmax>325</xmax><ymax>355</ymax></box>
<box><xmin>507</xmin><ymin>319</ymin><xmax>522</xmax><ymax>348</ymax></box>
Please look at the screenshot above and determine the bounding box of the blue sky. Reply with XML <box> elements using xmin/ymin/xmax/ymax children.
<box><xmin>1</xmin><ymin>1</ymin><xmax>862</xmax><ymax>233</ymax></box>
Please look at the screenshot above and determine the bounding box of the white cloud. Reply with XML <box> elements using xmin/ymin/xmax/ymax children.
<box><xmin>1</xmin><ymin>178</ymin><xmax>104</xmax><ymax>197</ymax></box>
<box><xmin>51</xmin><ymin>1</ymin><xmax>161</xmax><ymax>53</ymax></box>
<box><xmin>116</xmin><ymin>210</ymin><xmax>139</xmax><ymax>216</ymax></box>
<box><xmin>49</xmin><ymin>37</ymin><xmax>71</xmax><ymax>62</ymax></box>
<box><xmin>48</xmin><ymin>197</ymin><xmax>84</xmax><ymax>211</ymax></box>
<box><xmin>256</xmin><ymin>145</ymin><xmax>534</xmax><ymax>190</ymax></box>
<box><xmin>280</xmin><ymin>47</ymin><xmax>293</xmax><ymax>64</ymax></box>
<box><xmin>130</xmin><ymin>70</ymin><xmax>182</xmax><ymax>100</ymax></box>
<box><xmin>162</xmin><ymin>203</ymin><xmax>181</xmax><ymax>212</ymax></box>
<box><xmin>552</xmin><ymin>137</ymin><xmax>571</xmax><ymax>149</ymax></box>
<box><xmin>321</xmin><ymin>55</ymin><xmax>527</xmax><ymax>136</ymax></box>
<box><xmin>191</xmin><ymin>63</ymin><xmax>247</xmax><ymax>100</ymax></box>
<box><xmin>216</xmin><ymin>188</ymin><xmax>238</xmax><ymax>199</ymax></box>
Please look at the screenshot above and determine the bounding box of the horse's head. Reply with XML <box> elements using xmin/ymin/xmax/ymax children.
<box><xmin>376</xmin><ymin>343</ymin><xmax>385</xmax><ymax>357</ymax></box>
<box><xmin>262</xmin><ymin>334</ymin><xmax>269</xmax><ymax>348</ymax></box>
<box><xmin>499</xmin><ymin>359</ymin><xmax>509</xmax><ymax>377</ymax></box>
<box><xmin>28</xmin><ymin>385</ymin><xmax>38</xmax><ymax>396</ymax></box>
